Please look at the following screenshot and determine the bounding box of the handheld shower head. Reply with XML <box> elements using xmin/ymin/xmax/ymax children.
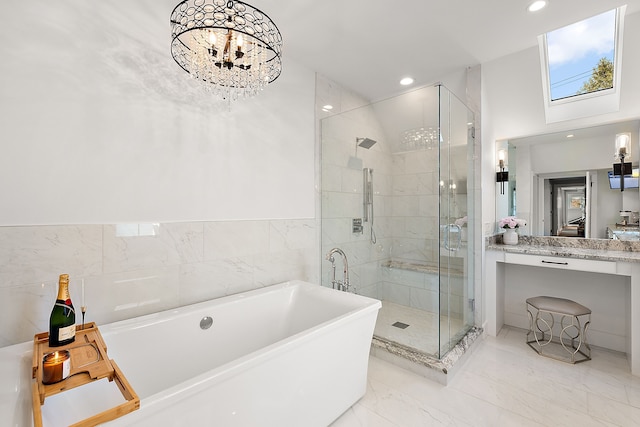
<box><xmin>356</xmin><ymin>137</ymin><xmax>377</xmax><ymax>149</ymax></box>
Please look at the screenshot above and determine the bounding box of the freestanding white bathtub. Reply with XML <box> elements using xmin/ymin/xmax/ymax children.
<box><xmin>1</xmin><ymin>280</ymin><xmax>381</xmax><ymax>426</ymax></box>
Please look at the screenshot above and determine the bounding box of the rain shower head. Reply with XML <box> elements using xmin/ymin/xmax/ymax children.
<box><xmin>356</xmin><ymin>137</ymin><xmax>377</xmax><ymax>149</ymax></box>
<box><xmin>348</xmin><ymin>137</ymin><xmax>377</xmax><ymax>170</ymax></box>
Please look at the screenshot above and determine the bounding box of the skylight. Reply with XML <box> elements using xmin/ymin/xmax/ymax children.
<box><xmin>538</xmin><ymin>6</ymin><xmax>626</xmax><ymax>123</ymax></box>
<box><xmin>546</xmin><ymin>9</ymin><xmax>616</xmax><ymax>101</ymax></box>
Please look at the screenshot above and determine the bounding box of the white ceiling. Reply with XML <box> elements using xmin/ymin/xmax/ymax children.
<box><xmin>154</xmin><ymin>1</ymin><xmax>640</xmax><ymax>102</ymax></box>
<box><xmin>247</xmin><ymin>0</ymin><xmax>638</xmax><ymax>101</ymax></box>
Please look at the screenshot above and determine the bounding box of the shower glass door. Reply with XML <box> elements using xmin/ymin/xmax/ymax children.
<box><xmin>437</xmin><ymin>85</ymin><xmax>476</xmax><ymax>357</ymax></box>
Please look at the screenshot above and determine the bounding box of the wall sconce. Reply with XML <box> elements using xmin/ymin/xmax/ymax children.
<box><xmin>496</xmin><ymin>149</ymin><xmax>509</xmax><ymax>195</ymax></box>
<box><xmin>613</xmin><ymin>132</ymin><xmax>632</xmax><ymax>192</ymax></box>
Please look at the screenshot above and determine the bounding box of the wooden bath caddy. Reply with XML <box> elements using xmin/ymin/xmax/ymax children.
<box><xmin>31</xmin><ymin>322</ymin><xmax>140</xmax><ymax>427</ymax></box>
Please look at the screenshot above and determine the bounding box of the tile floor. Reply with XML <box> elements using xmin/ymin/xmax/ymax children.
<box><xmin>332</xmin><ymin>326</ymin><xmax>640</xmax><ymax>426</ymax></box>
<box><xmin>374</xmin><ymin>301</ymin><xmax>466</xmax><ymax>357</ymax></box>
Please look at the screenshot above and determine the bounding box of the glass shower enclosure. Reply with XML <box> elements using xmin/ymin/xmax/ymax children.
<box><xmin>321</xmin><ymin>84</ymin><xmax>475</xmax><ymax>359</ymax></box>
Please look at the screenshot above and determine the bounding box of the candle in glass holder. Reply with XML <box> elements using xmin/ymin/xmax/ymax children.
<box><xmin>42</xmin><ymin>350</ymin><xmax>71</xmax><ymax>385</ymax></box>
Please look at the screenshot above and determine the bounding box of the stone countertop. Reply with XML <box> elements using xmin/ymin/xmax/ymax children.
<box><xmin>486</xmin><ymin>235</ymin><xmax>640</xmax><ymax>263</ymax></box>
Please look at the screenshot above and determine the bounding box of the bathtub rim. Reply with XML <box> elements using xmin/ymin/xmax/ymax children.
<box><xmin>101</xmin><ymin>279</ymin><xmax>378</xmax><ymax>335</ymax></box>
<box><xmin>99</xmin><ymin>280</ymin><xmax>381</xmax><ymax>413</ymax></box>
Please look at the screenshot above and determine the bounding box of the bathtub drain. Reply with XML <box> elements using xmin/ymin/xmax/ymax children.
<box><xmin>200</xmin><ymin>316</ymin><xmax>213</xmax><ymax>330</ymax></box>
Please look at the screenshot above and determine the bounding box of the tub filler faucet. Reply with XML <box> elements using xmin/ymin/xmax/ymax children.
<box><xmin>325</xmin><ymin>248</ymin><xmax>352</xmax><ymax>292</ymax></box>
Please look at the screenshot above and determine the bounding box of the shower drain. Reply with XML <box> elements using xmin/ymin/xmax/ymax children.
<box><xmin>392</xmin><ymin>321</ymin><xmax>410</xmax><ymax>329</ymax></box>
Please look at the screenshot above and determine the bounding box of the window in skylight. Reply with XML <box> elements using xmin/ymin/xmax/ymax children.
<box><xmin>546</xmin><ymin>9</ymin><xmax>617</xmax><ymax>101</ymax></box>
<box><xmin>538</xmin><ymin>6</ymin><xmax>626</xmax><ymax>123</ymax></box>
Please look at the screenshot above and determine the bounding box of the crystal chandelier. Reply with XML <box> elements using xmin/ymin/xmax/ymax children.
<box><xmin>170</xmin><ymin>0</ymin><xmax>283</xmax><ymax>100</ymax></box>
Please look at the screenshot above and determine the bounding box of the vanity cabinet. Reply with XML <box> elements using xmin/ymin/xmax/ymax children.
<box><xmin>504</xmin><ymin>252</ymin><xmax>617</xmax><ymax>274</ymax></box>
<box><xmin>485</xmin><ymin>245</ymin><xmax>640</xmax><ymax>376</ymax></box>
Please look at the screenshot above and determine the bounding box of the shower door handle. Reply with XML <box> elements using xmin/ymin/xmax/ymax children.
<box><xmin>442</xmin><ymin>224</ymin><xmax>462</xmax><ymax>251</ymax></box>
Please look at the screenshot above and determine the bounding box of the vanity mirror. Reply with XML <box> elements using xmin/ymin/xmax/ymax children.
<box><xmin>496</xmin><ymin>119</ymin><xmax>640</xmax><ymax>240</ymax></box>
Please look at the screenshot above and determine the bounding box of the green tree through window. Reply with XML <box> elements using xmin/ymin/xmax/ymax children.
<box><xmin>577</xmin><ymin>57</ymin><xmax>614</xmax><ymax>95</ymax></box>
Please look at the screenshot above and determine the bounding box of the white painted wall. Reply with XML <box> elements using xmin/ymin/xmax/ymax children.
<box><xmin>0</xmin><ymin>2</ymin><xmax>318</xmax><ymax>347</ymax></box>
<box><xmin>0</xmin><ymin>1</ymin><xmax>315</xmax><ymax>225</ymax></box>
<box><xmin>481</xmin><ymin>10</ymin><xmax>640</xmax><ymax>232</ymax></box>
<box><xmin>481</xmin><ymin>10</ymin><xmax>640</xmax><ymax>339</ymax></box>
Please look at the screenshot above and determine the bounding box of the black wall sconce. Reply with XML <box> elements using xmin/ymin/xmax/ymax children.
<box><xmin>614</xmin><ymin>133</ymin><xmax>632</xmax><ymax>192</ymax></box>
<box><xmin>496</xmin><ymin>149</ymin><xmax>508</xmax><ymax>195</ymax></box>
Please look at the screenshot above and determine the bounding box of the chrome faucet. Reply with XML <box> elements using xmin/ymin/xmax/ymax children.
<box><xmin>325</xmin><ymin>248</ymin><xmax>351</xmax><ymax>292</ymax></box>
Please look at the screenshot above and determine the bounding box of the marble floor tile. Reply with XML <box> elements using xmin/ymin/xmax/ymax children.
<box><xmin>333</xmin><ymin>326</ymin><xmax>639</xmax><ymax>427</ymax></box>
<box><xmin>330</xmin><ymin>404</ymin><xmax>396</xmax><ymax>427</ymax></box>
<box><xmin>359</xmin><ymin>377</ymin><xmax>474</xmax><ymax>426</ymax></box>
<box><xmin>587</xmin><ymin>392</ymin><xmax>640</xmax><ymax>426</ymax></box>
<box><xmin>628</xmin><ymin>384</ymin><xmax>640</xmax><ymax>408</ymax></box>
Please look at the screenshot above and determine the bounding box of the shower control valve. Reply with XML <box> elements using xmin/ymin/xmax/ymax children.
<box><xmin>352</xmin><ymin>218</ymin><xmax>363</xmax><ymax>234</ymax></box>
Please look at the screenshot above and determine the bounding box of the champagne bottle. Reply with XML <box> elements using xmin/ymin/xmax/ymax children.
<box><xmin>49</xmin><ymin>274</ymin><xmax>76</xmax><ymax>347</ymax></box>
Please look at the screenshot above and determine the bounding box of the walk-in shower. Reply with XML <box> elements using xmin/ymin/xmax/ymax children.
<box><xmin>321</xmin><ymin>84</ymin><xmax>477</xmax><ymax>362</ymax></box>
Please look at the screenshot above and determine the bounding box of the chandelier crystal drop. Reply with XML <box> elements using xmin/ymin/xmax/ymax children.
<box><xmin>170</xmin><ymin>0</ymin><xmax>283</xmax><ymax>101</ymax></box>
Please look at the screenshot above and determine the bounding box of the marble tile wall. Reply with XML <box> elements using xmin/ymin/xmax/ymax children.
<box><xmin>390</xmin><ymin>149</ymin><xmax>441</xmax><ymax>264</ymax></box>
<box><xmin>379</xmin><ymin>267</ymin><xmax>466</xmax><ymax>317</ymax></box>
<box><xmin>319</xmin><ymin>82</ymin><xmax>390</xmax><ymax>299</ymax></box>
<box><xmin>380</xmin><ymin>267</ymin><xmax>439</xmax><ymax>312</ymax></box>
<box><xmin>0</xmin><ymin>219</ymin><xmax>318</xmax><ymax>347</ymax></box>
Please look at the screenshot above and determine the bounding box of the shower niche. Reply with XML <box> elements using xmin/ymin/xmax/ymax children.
<box><xmin>320</xmin><ymin>84</ymin><xmax>477</xmax><ymax>366</ymax></box>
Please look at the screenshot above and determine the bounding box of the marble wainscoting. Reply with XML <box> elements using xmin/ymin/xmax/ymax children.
<box><xmin>0</xmin><ymin>219</ymin><xmax>318</xmax><ymax>347</ymax></box>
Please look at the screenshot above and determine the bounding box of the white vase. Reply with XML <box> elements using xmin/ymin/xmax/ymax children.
<box><xmin>503</xmin><ymin>228</ymin><xmax>518</xmax><ymax>245</ymax></box>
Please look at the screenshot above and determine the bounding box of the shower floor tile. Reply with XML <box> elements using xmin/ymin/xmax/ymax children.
<box><xmin>374</xmin><ymin>300</ymin><xmax>465</xmax><ymax>356</ymax></box>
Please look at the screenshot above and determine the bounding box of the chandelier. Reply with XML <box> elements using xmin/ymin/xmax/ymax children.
<box><xmin>170</xmin><ymin>0</ymin><xmax>283</xmax><ymax>100</ymax></box>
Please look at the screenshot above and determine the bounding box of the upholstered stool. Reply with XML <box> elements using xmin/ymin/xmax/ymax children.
<box><xmin>526</xmin><ymin>296</ymin><xmax>591</xmax><ymax>364</ymax></box>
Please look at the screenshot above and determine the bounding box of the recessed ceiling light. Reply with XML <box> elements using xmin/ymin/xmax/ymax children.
<box><xmin>322</xmin><ymin>104</ymin><xmax>333</xmax><ymax>111</ymax></box>
<box><xmin>527</xmin><ymin>0</ymin><xmax>547</xmax><ymax>12</ymax></box>
<box><xmin>566</xmin><ymin>134</ymin><xmax>574</xmax><ymax>138</ymax></box>
<box><xmin>400</xmin><ymin>77</ymin><xmax>414</xmax><ymax>86</ymax></box>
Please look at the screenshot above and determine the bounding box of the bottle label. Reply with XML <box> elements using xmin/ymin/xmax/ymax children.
<box><xmin>58</xmin><ymin>324</ymin><xmax>76</xmax><ymax>342</ymax></box>
<box><xmin>61</xmin><ymin>357</ymin><xmax>71</xmax><ymax>380</ymax></box>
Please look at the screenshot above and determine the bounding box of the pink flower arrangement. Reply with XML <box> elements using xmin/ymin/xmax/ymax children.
<box><xmin>499</xmin><ymin>216</ymin><xmax>526</xmax><ymax>229</ymax></box>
